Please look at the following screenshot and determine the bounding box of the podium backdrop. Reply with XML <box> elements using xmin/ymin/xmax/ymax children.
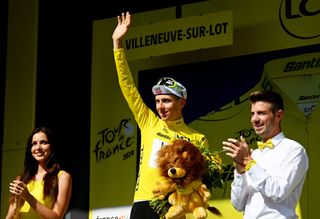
<box><xmin>90</xmin><ymin>0</ymin><xmax>320</xmax><ymax>218</ymax></box>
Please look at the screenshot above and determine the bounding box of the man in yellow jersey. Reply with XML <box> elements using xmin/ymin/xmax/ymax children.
<box><xmin>112</xmin><ymin>12</ymin><xmax>208</xmax><ymax>219</ymax></box>
<box><xmin>222</xmin><ymin>90</ymin><xmax>309</xmax><ymax>219</ymax></box>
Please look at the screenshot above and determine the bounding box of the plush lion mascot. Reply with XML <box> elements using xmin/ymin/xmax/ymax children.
<box><xmin>152</xmin><ymin>139</ymin><xmax>220</xmax><ymax>219</ymax></box>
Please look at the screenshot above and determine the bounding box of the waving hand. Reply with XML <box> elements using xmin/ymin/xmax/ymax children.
<box><xmin>112</xmin><ymin>12</ymin><xmax>131</xmax><ymax>49</ymax></box>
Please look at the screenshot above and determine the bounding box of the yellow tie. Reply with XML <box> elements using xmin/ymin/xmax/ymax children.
<box><xmin>257</xmin><ymin>139</ymin><xmax>274</xmax><ymax>151</ymax></box>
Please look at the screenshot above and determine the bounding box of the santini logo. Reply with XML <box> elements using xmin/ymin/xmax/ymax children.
<box><xmin>283</xmin><ymin>56</ymin><xmax>320</xmax><ymax>72</ymax></box>
<box><xmin>279</xmin><ymin>0</ymin><xmax>320</xmax><ymax>39</ymax></box>
<box><xmin>299</xmin><ymin>95</ymin><xmax>320</xmax><ymax>101</ymax></box>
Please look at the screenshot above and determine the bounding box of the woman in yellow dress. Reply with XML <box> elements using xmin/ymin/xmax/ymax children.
<box><xmin>6</xmin><ymin>127</ymin><xmax>72</xmax><ymax>219</ymax></box>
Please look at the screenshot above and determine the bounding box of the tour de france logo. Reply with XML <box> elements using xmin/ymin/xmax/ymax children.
<box><xmin>93</xmin><ymin>118</ymin><xmax>135</xmax><ymax>164</ymax></box>
<box><xmin>279</xmin><ymin>0</ymin><xmax>320</xmax><ymax>39</ymax></box>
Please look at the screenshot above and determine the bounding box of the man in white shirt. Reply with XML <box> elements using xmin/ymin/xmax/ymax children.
<box><xmin>222</xmin><ymin>90</ymin><xmax>309</xmax><ymax>219</ymax></box>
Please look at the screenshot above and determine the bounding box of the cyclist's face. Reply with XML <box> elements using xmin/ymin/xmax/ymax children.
<box><xmin>155</xmin><ymin>94</ymin><xmax>185</xmax><ymax>121</ymax></box>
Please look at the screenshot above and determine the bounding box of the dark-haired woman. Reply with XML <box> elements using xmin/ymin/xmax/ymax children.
<box><xmin>6</xmin><ymin>127</ymin><xmax>72</xmax><ymax>219</ymax></box>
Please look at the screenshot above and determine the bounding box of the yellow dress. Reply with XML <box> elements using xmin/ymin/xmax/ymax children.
<box><xmin>19</xmin><ymin>171</ymin><xmax>64</xmax><ymax>219</ymax></box>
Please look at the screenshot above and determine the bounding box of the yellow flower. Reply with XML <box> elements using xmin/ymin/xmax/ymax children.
<box><xmin>210</xmin><ymin>154</ymin><xmax>222</xmax><ymax>166</ymax></box>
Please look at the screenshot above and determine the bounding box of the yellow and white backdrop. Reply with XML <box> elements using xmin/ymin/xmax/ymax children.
<box><xmin>90</xmin><ymin>0</ymin><xmax>319</xmax><ymax>218</ymax></box>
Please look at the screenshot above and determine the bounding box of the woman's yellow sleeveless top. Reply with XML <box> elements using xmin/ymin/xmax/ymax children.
<box><xmin>19</xmin><ymin>171</ymin><xmax>64</xmax><ymax>219</ymax></box>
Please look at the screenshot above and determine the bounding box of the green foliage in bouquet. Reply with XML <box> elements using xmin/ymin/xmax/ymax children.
<box><xmin>150</xmin><ymin>193</ymin><xmax>171</xmax><ymax>219</ymax></box>
<box><xmin>197</xmin><ymin>145</ymin><xmax>234</xmax><ymax>194</ymax></box>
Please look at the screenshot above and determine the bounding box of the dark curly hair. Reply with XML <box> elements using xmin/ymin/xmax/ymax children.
<box><xmin>249</xmin><ymin>90</ymin><xmax>284</xmax><ymax>113</ymax></box>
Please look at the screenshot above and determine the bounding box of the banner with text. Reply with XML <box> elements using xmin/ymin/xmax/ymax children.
<box><xmin>125</xmin><ymin>11</ymin><xmax>233</xmax><ymax>60</ymax></box>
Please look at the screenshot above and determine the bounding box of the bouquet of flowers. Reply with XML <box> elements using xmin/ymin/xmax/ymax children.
<box><xmin>198</xmin><ymin>145</ymin><xmax>234</xmax><ymax>193</ymax></box>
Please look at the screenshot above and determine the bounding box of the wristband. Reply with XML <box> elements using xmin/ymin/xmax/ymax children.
<box><xmin>244</xmin><ymin>159</ymin><xmax>256</xmax><ymax>171</ymax></box>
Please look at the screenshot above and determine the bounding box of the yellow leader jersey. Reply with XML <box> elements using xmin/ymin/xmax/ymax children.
<box><xmin>114</xmin><ymin>48</ymin><xmax>208</xmax><ymax>202</ymax></box>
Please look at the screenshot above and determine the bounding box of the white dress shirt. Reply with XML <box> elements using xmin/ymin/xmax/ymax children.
<box><xmin>231</xmin><ymin>132</ymin><xmax>309</xmax><ymax>219</ymax></box>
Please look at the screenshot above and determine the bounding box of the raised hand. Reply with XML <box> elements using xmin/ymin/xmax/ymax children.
<box><xmin>222</xmin><ymin>136</ymin><xmax>252</xmax><ymax>173</ymax></box>
<box><xmin>112</xmin><ymin>12</ymin><xmax>131</xmax><ymax>49</ymax></box>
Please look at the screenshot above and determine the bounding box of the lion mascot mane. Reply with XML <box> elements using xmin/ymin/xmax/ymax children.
<box><xmin>152</xmin><ymin>139</ymin><xmax>220</xmax><ymax>219</ymax></box>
